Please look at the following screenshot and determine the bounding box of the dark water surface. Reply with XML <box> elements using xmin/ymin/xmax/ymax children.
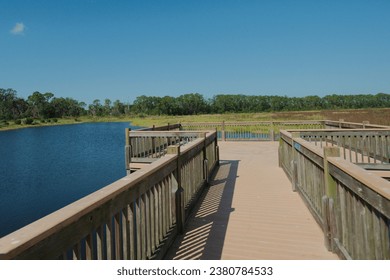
<box><xmin>0</xmin><ymin>122</ymin><xmax>141</xmax><ymax>237</ymax></box>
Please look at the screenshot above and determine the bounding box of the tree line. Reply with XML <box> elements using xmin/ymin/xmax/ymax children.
<box><xmin>1</xmin><ymin>88</ymin><xmax>390</xmax><ymax>123</ymax></box>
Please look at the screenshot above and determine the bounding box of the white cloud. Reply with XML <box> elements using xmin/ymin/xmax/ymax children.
<box><xmin>10</xmin><ymin>22</ymin><xmax>25</xmax><ymax>35</ymax></box>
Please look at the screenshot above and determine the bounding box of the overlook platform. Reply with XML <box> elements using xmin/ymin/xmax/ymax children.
<box><xmin>165</xmin><ymin>141</ymin><xmax>339</xmax><ymax>259</ymax></box>
<box><xmin>1</xmin><ymin>120</ymin><xmax>388</xmax><ymax>260</ymax></box>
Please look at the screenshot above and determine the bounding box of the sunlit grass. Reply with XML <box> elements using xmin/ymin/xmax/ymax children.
<box><xmin>1</xmin><ymin>108</ymin><xmax>389</xmax><ymax>131</ymax></box>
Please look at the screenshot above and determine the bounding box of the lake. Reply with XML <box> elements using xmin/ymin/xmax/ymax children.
<box><xmin>0</xmin><ymin>122</ymin><xmax>142</xmax><ymax>238</ymax></box>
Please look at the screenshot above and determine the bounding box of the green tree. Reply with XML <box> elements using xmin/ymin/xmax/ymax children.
<box><xmin>176</xmin><ymin>93</ymin><xmax>208</xmax><ymax>115</ymax></box>
<box><xmin>89</xmin><ymin>99</ymin><xmax>104</xmax><ymax>116</ymax></box>
<box><xmin>112</xmin><ymin>100</ymin><xmax>125</xmax><ymax>116</ymax></box>
<box><xmin>0</xmin><ymin>88</ymin><xmax>18</xmax><ymax>120</ymax></box>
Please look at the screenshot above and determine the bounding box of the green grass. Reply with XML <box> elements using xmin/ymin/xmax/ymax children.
<box><xmin>129</xmin><ymin>108</ymin><xmax>390</xmax><ymax>127</ymax></box>
<box><xmin>1</xmin><ymin>108</ymin><xmax>389</xmax><ymax>132</ymax></box>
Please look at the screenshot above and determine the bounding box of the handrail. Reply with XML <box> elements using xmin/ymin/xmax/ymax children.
<box><xmin>0</xmin><ymin>128</ymin><xmax>219</xmax><ymax>260</ymax></box>
<box><xmin>297</xmin><ymin>129</ymin><xmax>390</xmax><ymax>164</ymax></box>
<box><xmin>125</xmin><ymin>129</ymin><xmax>211</xmax><ymax>173</ymax></box>
<box><xmin>181</xmin><ymin>120</ymin><xmax>389</xmax><ymax>142</ymax></box>
<box><xmin>136</xmin><ymin>123</ymin><xmax>182</xmax><ymax>131</ymax></box>
<box><xmin>279</xmin><ymin>129</ymin><xmax>390</xmax><ymax>259</ymax></box>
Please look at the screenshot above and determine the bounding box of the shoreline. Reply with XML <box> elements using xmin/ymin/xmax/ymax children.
<box><xmin>0</xmin><ymin>117</ymin><xmax>134</xmax><ymax>132</ymax></box>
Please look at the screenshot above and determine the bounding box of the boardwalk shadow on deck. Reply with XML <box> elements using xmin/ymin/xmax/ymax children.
<box><xmin>164</xmin><ymin>160</ymin><xmax>239</xmax><ymax>260</ymax></box>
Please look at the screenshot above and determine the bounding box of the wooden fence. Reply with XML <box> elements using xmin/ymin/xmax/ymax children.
<box><xmin>298</xmin><ymin>129</ymin><xmax>390</xmax><ymax>164</ymax></box>
<box><xmin>279</xmin><ymin>129</ymin><xmax>390</xmax><ymax>259</ymax></box>
<box><xmin>181</xmin><ymin>120</ymin><xmax>388</xmax><ymax>141</ymax></box>
<box><xmin>181</xmin><ymin>121</ymin><xmax>324</xmax><ymax>141</ymax></box>
<box><xmin>0</xmin><ymin>129</ymin><xmax>218</xmax><ymax>260</ymax></box>
<box><xmin>125</xmin><ymin>129</ymin><xmax>205</xmax><ymax>173</ymax></box>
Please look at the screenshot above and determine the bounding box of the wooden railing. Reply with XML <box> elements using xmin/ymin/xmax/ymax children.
<box><xmin>0</xmin><ymin>129</ymin><xmax>218</xmax><ymax>260</ymax></box>
<box><xmin>181</xmin><ymin>121</ymin><xmax>324</xmax><ymax>141</ymax></box>
<box><xmin>136</xmin><ymin>123</ymin><xmax>182</xmax><ymax>132</ymax></box>
<box><xmin>298</xmin><ymin>129</ymin><xmax>390</xmax><ymax>164</ymax></box>
<box><xmin>324</xmin><ymin>120</ymin><xmax>389</xmax><ymax>129</ymax></box>
<box><xmin>279</xmin><ymin>129</ymin><xmax>390</xmax><ymax>259</ymax></box>
<box><xmin>181</xmin><ymin>120</ymin><xmax>389</xmax><ymax>142</ymax></box>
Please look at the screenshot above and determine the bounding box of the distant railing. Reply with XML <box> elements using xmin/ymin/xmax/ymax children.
<box><xmin>125</xmin><ymin>129</ymin><xmax>204</xmax><ymax>173</ymax></box>
<box><xmin>324</xmin><ymin>119</ymin><xmax>389</xmax><ymax>130</ymax></box>
<box><xmin>181</xmin><ymin>121</ymin><xmax>324</xmax><ymax>141</ymax></box>
<box><xmin>181</xmin><ymin>120</ymin><xmax>389</xmax><ymax>142</ymax></box>
<box><xmin>279</xmin><ymin>129</ymin><xmax>390</xmax><ymax>259</ymax></box>
<box><xmin>136</xmin><ymin>123</ymin><xmax>182</xmax><ymax>132</ymax></box>
<box><xmin>0</xmin><ymin>128</ymin><xmax>218</xmax><ymax>260</ymax></box>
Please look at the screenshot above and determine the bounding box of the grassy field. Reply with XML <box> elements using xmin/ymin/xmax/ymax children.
<box><xmin>129</xmin><ymin>108</ymin><xmax>390</xmax><ymax>127</ymax></box>
<box><xmin>1</xmin><ymin>108</ymin><xmax>389</xmax><ymax>131</ymax></box>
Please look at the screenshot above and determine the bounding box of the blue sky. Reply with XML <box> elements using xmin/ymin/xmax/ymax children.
<box><xmin>1</xmin><ymin>0</ymin><xmax>390</xmax><ymax>104</ymax></box>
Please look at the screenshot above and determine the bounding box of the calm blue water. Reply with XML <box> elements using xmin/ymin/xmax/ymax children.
<box><xmin>0</xmin><ymin>122</ymin><xmax>141</xmax><ymax>238</ymax></box>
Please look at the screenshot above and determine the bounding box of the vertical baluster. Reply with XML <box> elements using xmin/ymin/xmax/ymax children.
<box><xmin>338</xmin><ymin>184</ymin><xmax>347</xmax><ymax>248</ymax></box>
<box><xmin>149</xmin><ymin>187</ymin><xmax>156</xmax><ymax>255</ymax></box>
<box><xmin>121</xmin><ymin>206</ymin><xmax>130</xmax><ymax>260</ymax></box>
<box><xmin>342</xmin><ymin>136</ymin><xmax>346</xmax><ymax>160</ymax></box>
<box><xmin>152</xmin><ymin>186</ymin><xmax>159</xmax><ymax>251</ymax></box>
<box><xmin>132</xmin><ymin>198</ymin><xmax>141</xmax><ymax>259</ymax></box>
<box><xmin>168</xmin><ymin>174</ymin><xmax>173</xmax><ymax>228</ymax></box>
<box><xmin>380</xmin><ymin>135</ymin><xmax>385</xmax><ymax>163</ymax></box>
<box><xmin>354</xmin><ymin>136</ymin><xmax>358</xmax><ymax>163</ymax></box>
<box><xmin>162</xmin><ymin>177</ymin><xmax>168</xmax><ymax>236</ymax></box>
<box><xmin>96</xmin><ymin>225</ymin><xmax>105</xmax><ymax>259</ymax></box>
<box><xmin>164</xmin><ymin>177</ymin><xmax>171</xmax><ymax>232</ymax></box>
<box><xmin>367</xmin><ymin>136</ymin><xmax>372</xmax><ymax>163</ymax></box>
<box><xmin>372</xmin><ymin>211</ymin><xmax>384</xmax><ymax>259</ymax></box>
<box><xmin>145</xmin><ymin>191</ymin><xmax>152</xmax><ymax>259</ymax></box>
<box><xmin>114</xmin><ymin>212</ymin><xmax>122</xmax><ymax>259</ymax></box>
<box><xmin>85</xmin><ymin>233</ymin><xmax>94</xmax><ymax>260</ymax></box>
<box><xmin>348</xmin><ymin>135</ymin><xmax>352</xmax><ymax>162</ymax></box>
<box><xmin>140</xmin><ymin>194</ymin><xmax>147</xmax><ymax>259</ymax></box>
<box><xmin>106</xmin><ymin>221</ymin><xmax>113</xmax><ymax>259</ymax></box>
<box><xmin>72</xmin><ymin>241</ymin><xmax>82</xmax><ymax>260</ymax></box>
<box><xmin>386</xmin><ymin>135</ymin><xmax>390</xmax><ymax>163</ymax></box>
<box><xmin>157</xmin><ymin>182</ymin><xmax>163</xmax><ymax>243</ymax></box>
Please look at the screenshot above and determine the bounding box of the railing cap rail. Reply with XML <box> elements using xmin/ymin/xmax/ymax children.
<box><xmin>328</xmin><ymin>157</ymin><xmax>390</xmax><ymax>201</ymax></box>
<box><xmin>0</xmin><ymin>154</ymin><xmax>177</xmax><ymax>259</ymax></box>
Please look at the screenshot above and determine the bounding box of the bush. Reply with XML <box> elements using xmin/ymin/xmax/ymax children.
<box><xmin>0</xmin><ymin>120</ymin><xmax>9</xmax><ymax>127</ymax></box>
<box><xmin>22</xmin><ymin>118</ymin><xmax>34</xmax><ymax>125</ymax></box>
<box><xmin>14</xmin><ymin>119</ymin><xmax>22</xmax><ymax>125</ymax></box>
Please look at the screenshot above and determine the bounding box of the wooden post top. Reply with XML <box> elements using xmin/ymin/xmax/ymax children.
<box><xmin>167</xmin><ymin>145</ymin><xmax>180</xmax><ymax>155</ymax></box>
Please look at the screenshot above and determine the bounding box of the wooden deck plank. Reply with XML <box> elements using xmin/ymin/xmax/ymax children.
<box><xmin>165</xmin><ymin>141</ymin><xmax>339</xmax><ymax>260</ymax></box>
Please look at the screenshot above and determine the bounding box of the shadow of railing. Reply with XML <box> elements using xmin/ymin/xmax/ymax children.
<box><xmin>164</xmin><ymin>160</ymin><xmax>239</xmax><ymax>260</ymax></box>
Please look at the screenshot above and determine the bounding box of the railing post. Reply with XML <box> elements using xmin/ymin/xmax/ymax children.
<box><xmin>199</xmin><ymin>132</ymin><xmax>209</xmax><ymax>185</ymax></box>
<box><xmin>222</xmin><ymin>121</ymin><xmax>226</xmax><ymax>141</ymax></box>
<box><xmin>323</xmin><ymin>146</ymin><xmax>340</xmax><ymax>251</ymax></box>
<box><xmin>125</xmin><ymin>128</ymin><xmax>132</xmax><ymax>175</ymax></box>
<box><xmin>339</xmin><ymin>119</ymin><xmax>344</xmax><ymax>129</ymax></box>
<box><xmin>291</xmin><ymin>132</ymin><xmax>300</xmax><ymax>192</ymax></box>
<box><xmin>278</xmin><ymin>138</ymin><xmax>283</xmax><ymax>168</ymax></box>
<box><xmin>167</xmin><ymin>145</ymin><xmax>185</xmax><ymax>235</ymax></box>
<box><xmin>215</xmin><ymin>128</ymin><xmax>220</xmax><ymax>166</ymax></box>
<box><xmin>362</xmin><ymin>121</ymin><xmax>369</xmax><ymax>129</ymax></box>
<box><xmin>270</xmin><ymin>122</ymin><xmax>275</xmax><ymax>141</ymax></box>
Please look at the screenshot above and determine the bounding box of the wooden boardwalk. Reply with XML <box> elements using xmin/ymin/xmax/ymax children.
<box><xmin>165</xmin><ymin>141</ymin><xmax>339</xmax><ymax>260</ymax></box>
